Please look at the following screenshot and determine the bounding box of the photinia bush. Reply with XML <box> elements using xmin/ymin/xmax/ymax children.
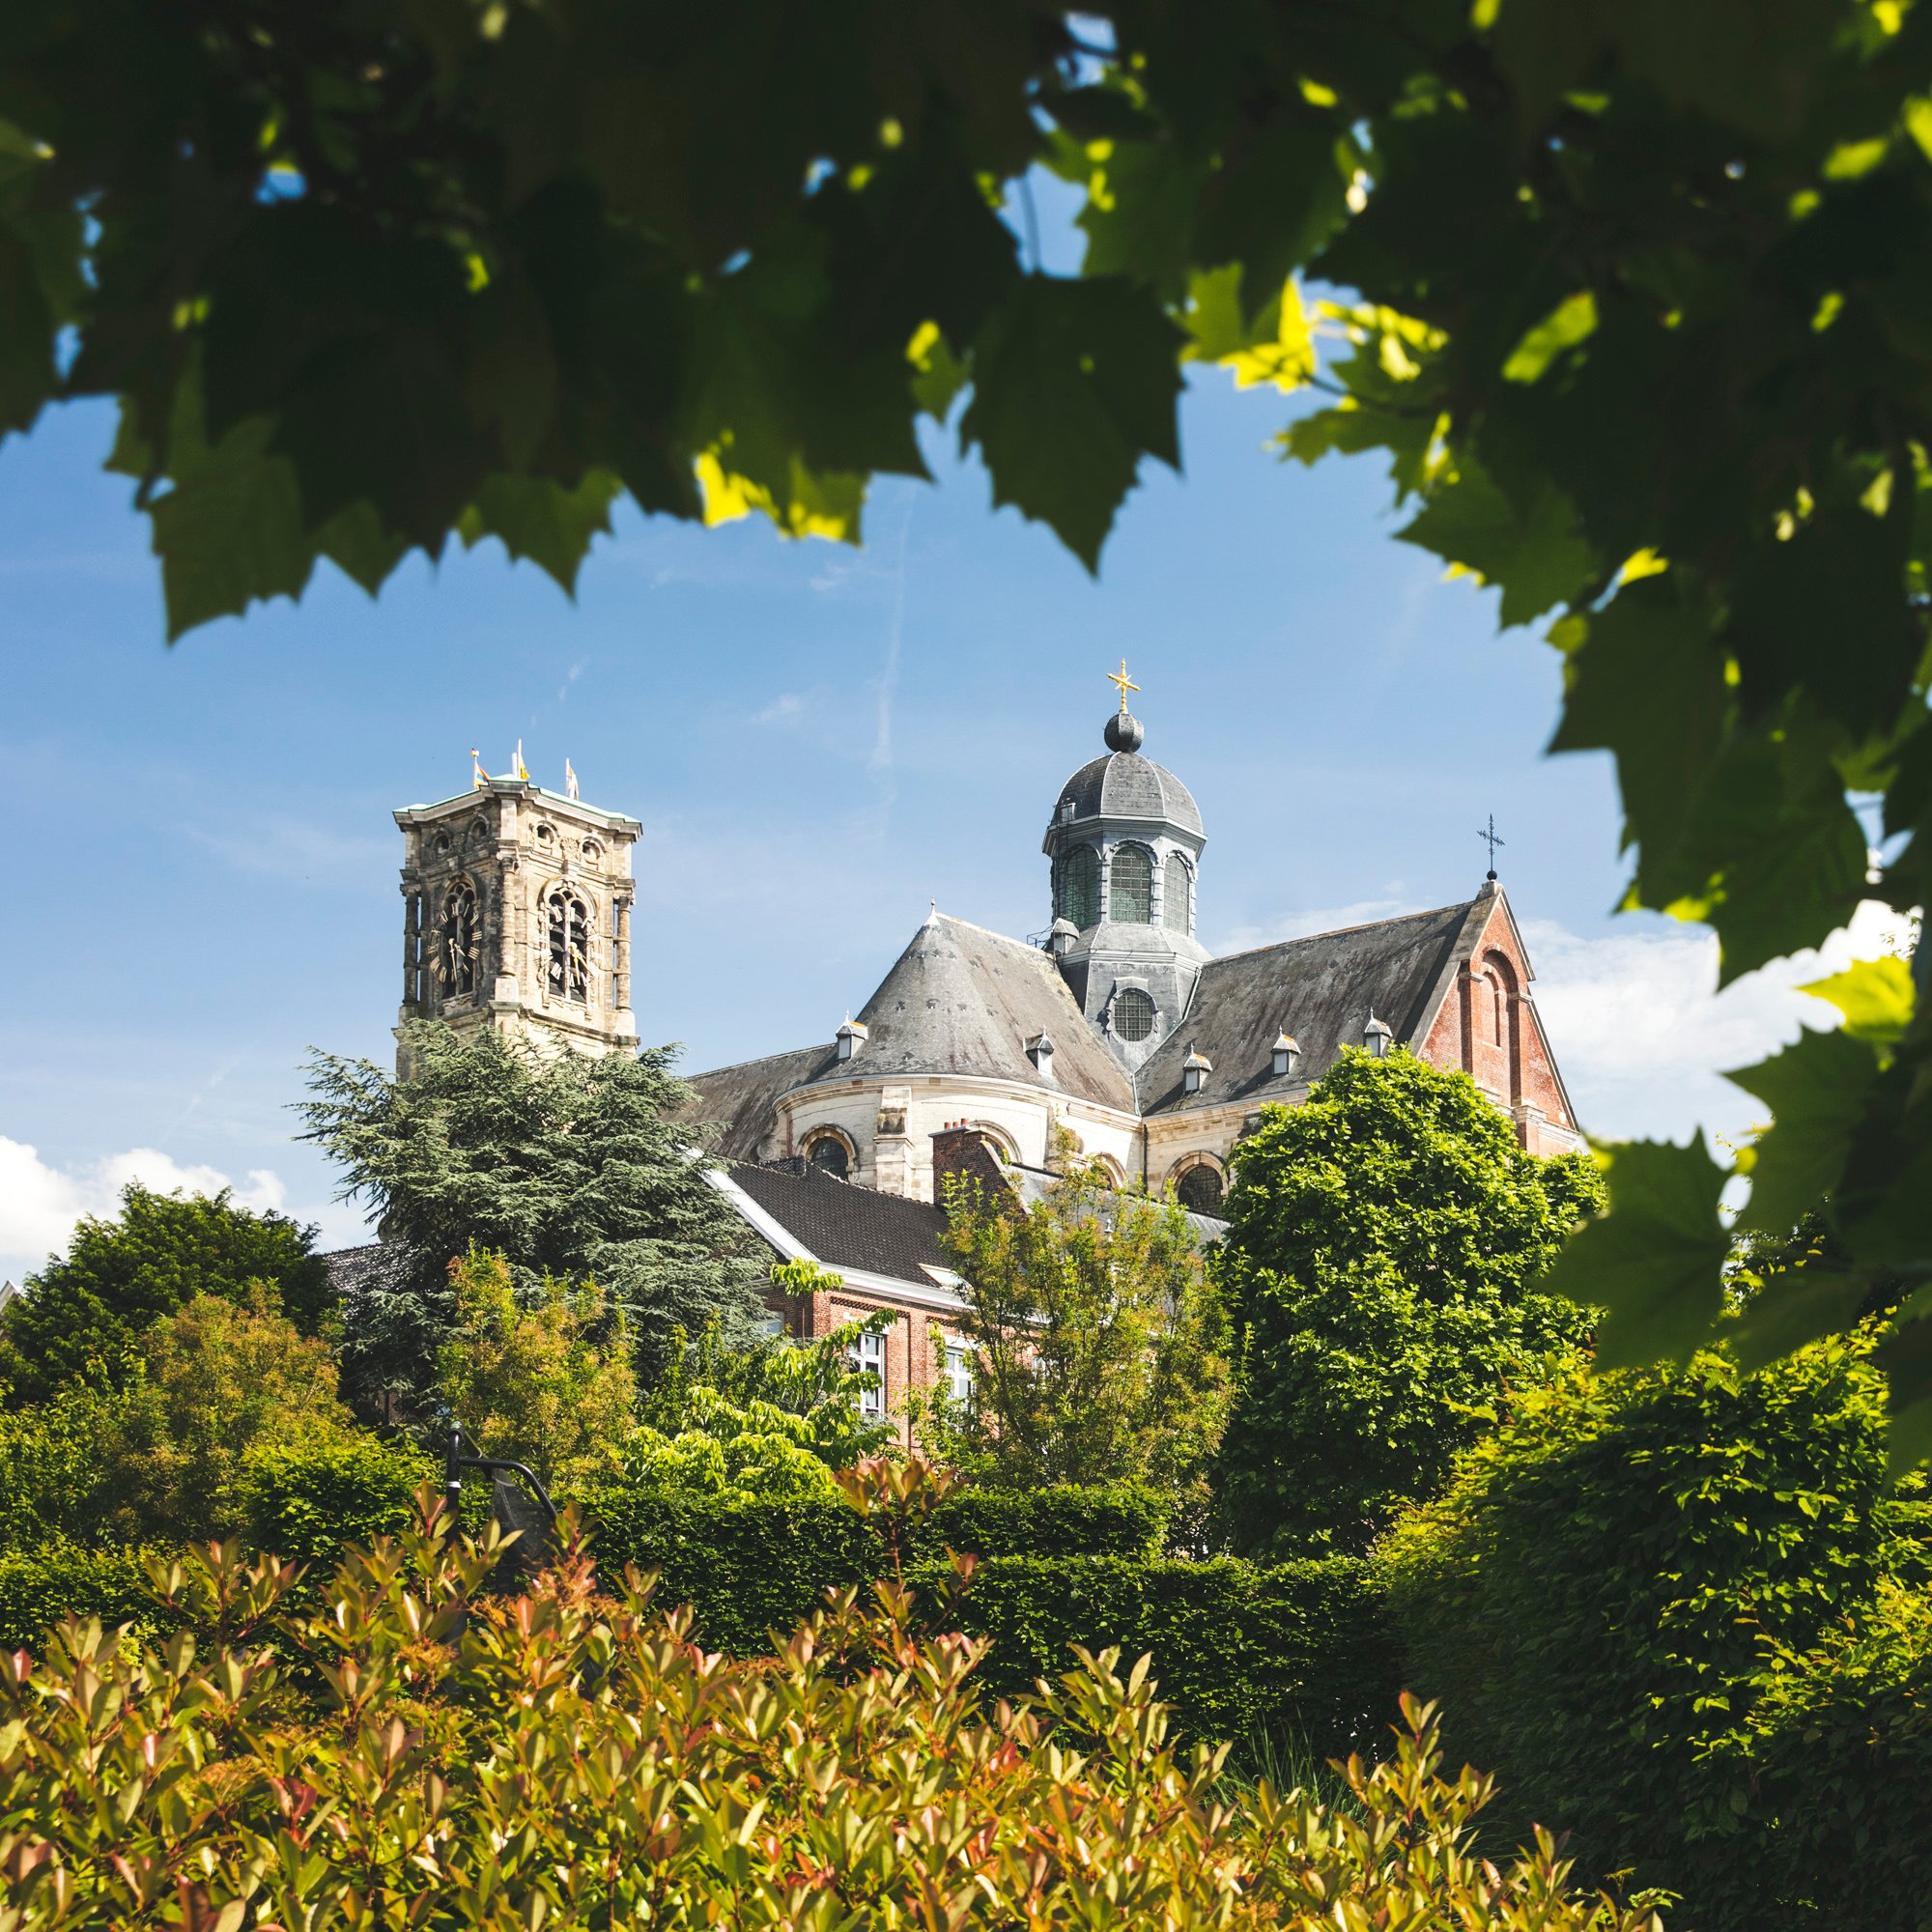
<box><xmin>0</xmin><ymin>1504</ymin><xmax>1662</xmax><ymax>1932</ymax></box>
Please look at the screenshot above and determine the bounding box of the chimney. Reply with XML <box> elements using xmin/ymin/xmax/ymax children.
<box><xmin>931</xmin><ymin>1122</ymin><xmax>1015</xmax><ymax>1208</ymax></box>
<box><xmin>1271</xmin><ymin>1030</ymin><xmax>1300</xmax><ymax>1079</ymax></box>
<box><xmin>836</xmin><ymin>1016</ymin><xmax>867</xmax><ymax>1063</ymax></box>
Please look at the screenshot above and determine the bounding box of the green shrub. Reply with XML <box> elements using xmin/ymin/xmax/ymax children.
<box><xmin>915</xmin><ymin>1551</ymin><xmax>1398</xmax><ymax>1756</ymax></box>
<box><xmin>0</xmin><ymin>1529</ymin><xmax>1659</xmax><ymax>1932</ymax></box>
<box><xmin>915</xmin><ymin>1483</ymin><xmax>1172</xmax><ymax>1560</ymax></box>
<box><xmin>578</xmin><ymin>1488</ymin><xmax>878</xmax><ymax>1653</ymax></box>
<box><xmin>238</xmin><ymin>1435</ymin><xmax>438</xmax><ymax>1568</ymax></box>
<box><xmin>1696</xmin><ymin>1578</ymin><xmax>1932</xmax><ymax>1932</ymax></box>
<box><xmin>1380</xmin><ymin>1341</ymin><xmax>1914</xmax><ymax>1910</ymax></box>
<box><xmin>0</xmin><ymin>1543</ymin><xmax>167</xmax><ymax>1651</ymax></box>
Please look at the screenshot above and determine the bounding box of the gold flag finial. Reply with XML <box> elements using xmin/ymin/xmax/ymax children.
<box><xmin>1107</xmin><ymin>658</ymin><xmax>1141</xmax><ymax>713</ymax></box>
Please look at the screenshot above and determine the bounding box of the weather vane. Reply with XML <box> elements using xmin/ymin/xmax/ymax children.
<box><xmin>1108</xmin><ymin>658</ymin><xmax>1141</xmax><ymax>713</ymax></box>
<box><xmin>1478</xmin><ymin>812</ymin><xmax>1505</xmax><ymax>880</ymax></box>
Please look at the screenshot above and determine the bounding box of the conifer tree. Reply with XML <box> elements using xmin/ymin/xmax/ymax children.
<box><xmin>298</xmin><ymin>1024</ymin><xmax>765</xmax><ymax>1418</ymax></box>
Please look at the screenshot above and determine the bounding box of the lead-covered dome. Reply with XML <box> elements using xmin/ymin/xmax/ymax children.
<box><xmin>1050</xmin><ymin>711</ymin><xmax>1203</xmax><ymax>837</ymax></box>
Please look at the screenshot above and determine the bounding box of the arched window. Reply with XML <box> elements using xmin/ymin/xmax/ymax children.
<box><xmin>1059</xmin><ymin>845</ymin><xmax>1100</xmax><ymax>928</ymax></box>
<box><xmin>1175</xmin><ymin>1164</ymin><xmax>1224</xmax><ymax>1214</ymax></box>
<box><xmin>1110</xmin><ymin>844</ymin><xmax>1153</xmax><ymax>923</ymax></box>
<box><xmin>805</xmin><ymin>1132</ymin><xmax>850</xmax><ymax>1180</ymax></box>
<box><xmin>547</xmin><ymin>891</ymin><xmax>589</xmax><ymax>1002</ymax></box>
<box><xmin>1163</xmin><ymin>853</ymin><xmax>1192</xmax><ymax>933</ymax></box>
<box><xmin>1112</xmin><ymin>987</ymin><xmax>1157</xmax><ymax>1041</ymax></box>
<box><xmin>437</xmin><ymin>882</ymin><xmax>478</xmax><ymax>999</ymax></box>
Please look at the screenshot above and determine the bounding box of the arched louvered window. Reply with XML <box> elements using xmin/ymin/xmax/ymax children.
<box><xmin>547</xmin><ymin>891</ymin><xmax>590</xmax><ymax>1002</ymax></box>
<box><xmin>805</xmin><ymin>1133</ymin><xmax>850</xmax><ymax>1180</ymax></box>
<box><xmin>437</xmin><ymin>882</ymin><xmax>478</xmax><ymax>999</ymax></box>
<box><xmin>1112</xmin><ymin>987</ymin><xmax>1157</xmax><ymax>1041</ymax></box>
<box><xmin>1163</xmin><ymin>853</ymin><xmax>1192</xmax><ymax>933</ymax></box>
<box><xmin>1110</xmin><ymin>844</ymin><xmax>1153</xmax><ymax>923</ymax></box>
<box><xmin>1059</xmin><ymin>845</ymin><xmax>1100</xmax><ymax>928</ymax></box>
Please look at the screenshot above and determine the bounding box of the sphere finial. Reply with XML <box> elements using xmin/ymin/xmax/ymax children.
<box><xmin>1104</xmin><ymin>709</ymin><xmax>1145</xmax><ymax>753</ymax></box>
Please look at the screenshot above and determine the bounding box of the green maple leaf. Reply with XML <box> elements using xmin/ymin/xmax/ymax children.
<box><xmin>961</xmin><ymin>275</ymin><xmax>1182</xmax><ymax>570</ymax></box>
<box><xmin>1397</xmin><ymin>457</ymin><xmax>1597</xmax><ymax>628</ymax></box>
<box><xmin>456</xmin><ymin>471</ymin><xmax>622</xmax><ymax>592</ymax></box>
<box><xmin>1728</xmin><ymin>1026</ymin><xmax>1882</xmax><ymax>1236</ymax></box>
<box><xmin>1541</xmin><ymin>1136</ymin><xmax>1731</xmax><ymax>1368</ymax></box>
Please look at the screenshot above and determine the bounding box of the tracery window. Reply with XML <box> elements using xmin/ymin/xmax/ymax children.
<box><xmin>547</xmin><ymin>891</ymin><xmax>590</xmax><ymax>1002</ymax></box>
<box><xmin>1112</xmin><ymin>987</ymin><xmax>1156</xmax><ymax>1041</ymax></box>
<box><xmin>437</xmin><ymin>882</ymin><xmax>478</xmax><ymax>999</ymax></box>
<box><xmin>1110</xmin><ymin>844</ymin><xmax>1153</xmax><ymax>923</ymax></box>
<box><xmin>1163</xmin><ymin>853</ymin><xmax>1192</xmax><ymax>933</ymax></box>
<box><xmin>1058</xmin><ymin>845</ymin><xmax>1100</xmax><ymax>927</ymax></box>
<box><xmin>1175</xmin><ymin>1165</ymin><xmax>1224</xmax><ymax>1214</ymax></box>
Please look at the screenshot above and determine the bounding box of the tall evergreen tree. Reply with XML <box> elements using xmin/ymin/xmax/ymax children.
<box><xmin>0</xmin><ymin>1184</ymin><xmax>331</xmax><ymax>1406</ymax></box>
<box><xmin>298</xmin><ymin>1024</ymin><xmax>765</xmax><ymax>1417</ymax></box>
<box><xmin>1212</xmin><ymin>1051</ymin><xmax>1603</xmax><ymax>1557</ymax></box>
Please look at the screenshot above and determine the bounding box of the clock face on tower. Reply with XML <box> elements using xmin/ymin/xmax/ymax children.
<box><xmin>433</xmin><ymin>882</ymin><xmax>479</xmax><ymax>999</ymax></box>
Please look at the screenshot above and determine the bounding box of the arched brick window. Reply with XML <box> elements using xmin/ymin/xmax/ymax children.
<box><xmin>1174</xmin><ymin>1162</ymin><xmax>1224</xmax><ymax>1214</ymax></box>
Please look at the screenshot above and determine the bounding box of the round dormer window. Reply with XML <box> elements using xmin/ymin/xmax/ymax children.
<box><xmin>1112</xmin><ymin>988</ymin><xmax>1156</xmax><ymax>1041</ymax></box>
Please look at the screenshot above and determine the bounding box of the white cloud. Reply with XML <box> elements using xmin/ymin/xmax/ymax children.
<box><xmin>754</xmin><ymin>693</ymin><xmax>804</xmax><ymax>724</ymax></box>
<box><xmin>0</xmin><ymin>1140</ymin><xmax>290</xmax><ymax>1282</ymax></box>
<box><xmin>1217</xmin><ymin>889</ymin><xmax>1415</xmax><ymax>953</ymax></box>
<box><xmin>1526</xmin><ymin>900</ymin><xmax>1917</xmax><ymax>1148</ymax></box>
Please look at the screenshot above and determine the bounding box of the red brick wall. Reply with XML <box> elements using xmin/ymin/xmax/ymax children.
<box><xmin>1414</xmin><ymin>899</ymin><xmax>1577</xmax><ymax>1152</ymax></box>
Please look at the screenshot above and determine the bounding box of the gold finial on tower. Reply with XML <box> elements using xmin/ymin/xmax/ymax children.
<box><xmin>1107</xmin><ymin>658</ymin><xmax>1141</xmax><ymax>713</ymax></box>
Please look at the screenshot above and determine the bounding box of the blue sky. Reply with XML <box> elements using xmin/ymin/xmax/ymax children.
<box><xmin>0</xmin><ymin>338</ymin><xmax>1896</xmax><ymax>1281</ymax></box>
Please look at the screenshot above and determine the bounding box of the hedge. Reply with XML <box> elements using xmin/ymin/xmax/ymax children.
<box><xmin>913</xmin><ymin>1552</ymin><xmax>1397</xmax><ymax>1756</ymax></box>
<box><xmin>1379</xmin><ymin>1342</ymin><xmax>1929</xmax><ymax>1920</ymax></box>
<box><xmin>0</xmin><ymin>1543</ymin><xmax>168</xmax><ymax>1651</ymax></box>
<box><xmin>915</xmin><ymin>1484</ymin><xmax>1170</xmax><ymax>1561</ymax></box>
<box><xmin>239</xmin><ymin>1435</ymin><xmax>439</xmax><ymax>1568</ymax></box>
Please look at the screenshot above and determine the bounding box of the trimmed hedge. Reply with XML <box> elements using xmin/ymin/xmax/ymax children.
<box><xmin>913</xmin><ymin>1552</ymin><xmax>1396</xmax><ymax>1755</ymax></box>
<box><xmin>580</xmin><ymin>1489</ymin><xmax>880</xmax><ymax>1654</ymax></box>
<box><xmin>0</xmin><ymin>1543</ymin><xmax>168</xmax><ymax>1651</ymax></box>
<box><xmin>916</xmin><ymin>1484</ymin><xmax>1170</xmax><ymax>1561</ymax></box>
<box><xmin>239</xmin><ymin>1435</ymin><xmax>439</xmax><ymax>1567</ymax></box>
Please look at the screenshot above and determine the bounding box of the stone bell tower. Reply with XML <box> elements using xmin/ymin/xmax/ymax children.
<box><xmin>394</xmin><ymin>771</ymin><xmax>642</xmax><ymax>1076</ymax></box>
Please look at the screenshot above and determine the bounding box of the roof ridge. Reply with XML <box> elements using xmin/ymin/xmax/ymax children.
<box><xmin>925</xmin><ymin>911</ymin><xmax>1049</xmax><ymax>957</ymax></box>
<box><xmin>1205</xmin><ymin>899</ymin><xmax>1475</xmax><ymax>966</ymax></box>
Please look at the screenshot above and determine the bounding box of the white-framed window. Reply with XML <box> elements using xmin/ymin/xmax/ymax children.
<box><xmin>944</xmin><ymin>1340</ymin><xmax>974</xmax><ymax>1406</ymax></box>
<box><xmin>851</xmin><ymin>1328</ymin><xmax>885</xmax><ymax>1418</ymax></box>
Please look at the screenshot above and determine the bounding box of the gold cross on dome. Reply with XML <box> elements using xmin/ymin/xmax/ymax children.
<box><xmin>1108</xmin><ymin>659</ymin><xmax>1141</xmax><ymax>712</ymax></box>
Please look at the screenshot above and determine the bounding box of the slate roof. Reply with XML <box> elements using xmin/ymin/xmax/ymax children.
<box><xmin>1137</xmin><ymin>898</ymin><xmax>1483</xmax><ymax>1116</ymax></box>
<box><xmin>722</xmin><ymin>1159</ymin><xmax>953</xmax><ymax>1286</ymax></box>
<box><xmin>826</xmin><ymin>915</ymin><xmax>1135</xmax><ymax>1109</ymax></box>
<box><xmin>1056</xmin><ymin>750</ymin><xmax>1203</xmax><ymax>836</ymax></box>
<box><xmin>686</xmin><ymin>916</ymin><xmax>1137</xmax><ymax>1157</ymax></box>
<box><xmin>686</xmin><ymin>1043</ymin><xmax>831</xmax><ymax>1160</ymax></box>
<box><xmin>320</xmin><ymin>1243</ymin><xmax>402</xmax><ymax>1296</ymax></box>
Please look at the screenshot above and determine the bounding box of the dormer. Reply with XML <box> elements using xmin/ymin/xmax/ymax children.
<box><xmin>836</xmin><ymin>1017</ymin><xmax>868</xmax><ymax>1063</ymax></box>
<box><xmin>1271</xmin><ymin>1031</ymin><xmax>1300</xmax><ymax>1079</ymax></box>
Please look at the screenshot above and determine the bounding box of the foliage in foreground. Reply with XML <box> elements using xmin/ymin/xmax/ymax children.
<box><xmin>298</xmin><ymin>1024</ymin><xmax>767</xmax><ymax>1412</ymax></box>
<box><xmin>0</xmin><ymin>1184</ymin><xmax>333</xmax><ymax>1405</ymax></box>
<box><xmin>1381</xmin><ymin>1337</ymin><xmax>1930</xmax><ymax>1925</ymax></box>
<box><xmin>929</xmin><ymin>1138</ymin><xmax>1231</xmax><ymax>1512</ymax></box>
<box><xmin>0</xmin><ymin>1524</ymin><xmax>1661</xmax><ymax>1932</ymax></box>
<box><xmin>1214</xmin><ymin>1050</ymin><xmax>1602</xmax><ymax>1555</ymax></box>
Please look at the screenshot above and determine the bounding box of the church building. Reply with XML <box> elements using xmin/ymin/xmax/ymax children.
<box><xmin>377</xmin><ymin>677</ymin><xmax>1582</xmax><ymax>1435</ymax></box>
<box><xmin>686</xmin><ymin>672</ymin><xmax>1582</xmax><ymax>1217</ymax></box>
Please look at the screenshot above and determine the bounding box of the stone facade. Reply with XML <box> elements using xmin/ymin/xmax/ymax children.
<box><xmin>393</xmin><ymin>779</ymin><xmax>642</xmax><ymax>1075</ymax></box>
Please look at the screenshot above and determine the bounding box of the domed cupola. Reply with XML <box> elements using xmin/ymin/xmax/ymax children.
<box><xmin>1042</xmin><ymin>665</ymin><xmax>1208</xmax><ymax>1072</ymax></box>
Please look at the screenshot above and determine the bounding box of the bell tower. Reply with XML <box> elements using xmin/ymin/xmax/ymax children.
<box><xmin>394</xmin><ymin>769</ymin><xmax>642</xmax><ymax>1075</ymax></box>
